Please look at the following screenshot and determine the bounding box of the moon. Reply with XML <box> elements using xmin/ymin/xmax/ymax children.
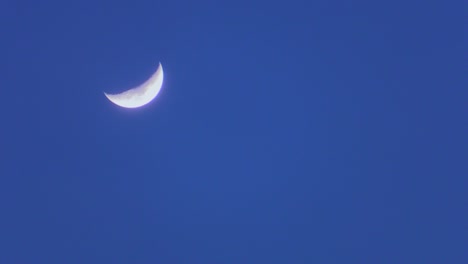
<box><xmin>104</xmin><ymin>63</ymin><xmax>164</xmax><ymax>108</ymax></box>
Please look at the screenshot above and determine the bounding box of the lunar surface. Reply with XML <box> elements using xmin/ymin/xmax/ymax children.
<box><xmin>104</xmin><ymin>63</ymin><xmax>164</xmax><ymax>108</ymax></box>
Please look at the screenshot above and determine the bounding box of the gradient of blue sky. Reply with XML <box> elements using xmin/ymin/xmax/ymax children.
<box><xmin>0</xmin><ymin>0</ymin><xmax>466</xmax><ymax>263</ymax></box>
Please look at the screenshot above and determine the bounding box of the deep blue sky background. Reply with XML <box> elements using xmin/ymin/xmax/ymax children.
<box><xmin>0</xmin><ymin>0</ymin><xmax>466</xmax><ymax>263</ymax></box>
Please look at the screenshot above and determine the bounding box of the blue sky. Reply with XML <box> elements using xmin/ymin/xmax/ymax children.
<box><xmin>0</xmin><ymin>0</ymin><xmax>466</xmax><ymax>263</ymax></box>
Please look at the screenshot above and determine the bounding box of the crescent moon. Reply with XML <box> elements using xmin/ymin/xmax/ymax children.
<box><xmin>104</xmin><ymin>63</ymin><xmax>164</xmax><ymax>108</ymax></box>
